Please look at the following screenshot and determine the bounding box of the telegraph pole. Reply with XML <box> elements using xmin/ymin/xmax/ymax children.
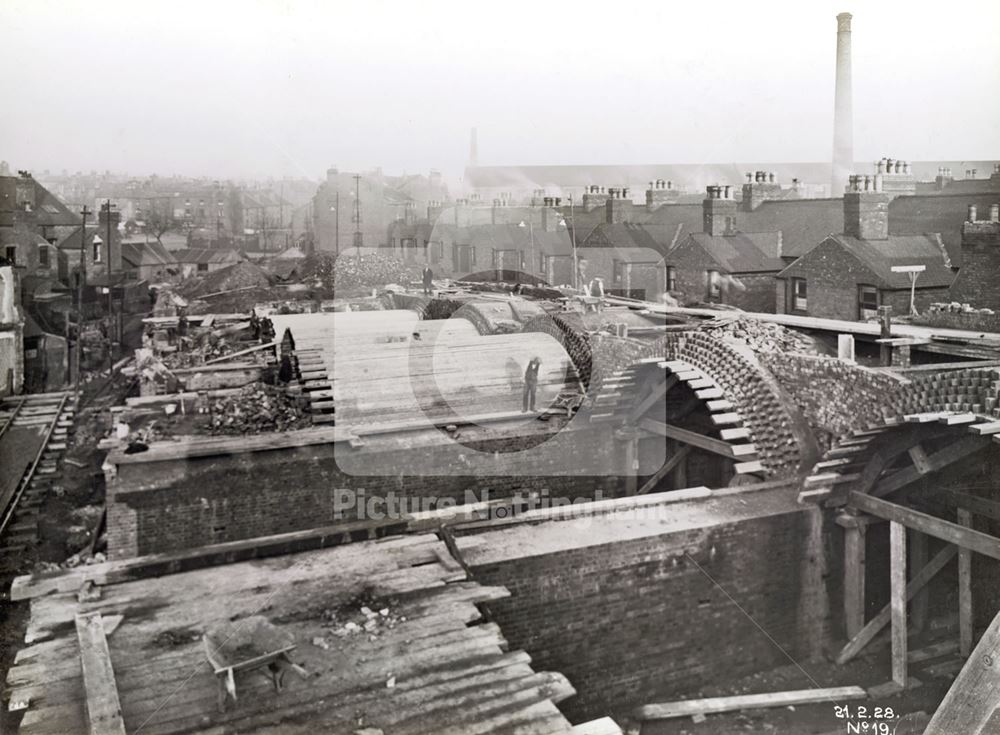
<box><xmin>335</xmin><ymin>190</ymin><xmax>340</xmax><ymax>257</ymax></box>
<box><xmin>353</xmin><ymin>174</ymin><xmax>362</xmax><ymax>265</ymax></box>
<box><xmin>74</xmin><ymin>206</ymin><xmax>91</xmax><ymax>393</ymax></box>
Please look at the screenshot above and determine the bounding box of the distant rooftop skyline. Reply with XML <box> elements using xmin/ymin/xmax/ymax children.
<box><xmin>1</xmin><ymin>0</ymin><xmax>998</xmax><ymax>181</ymax></box>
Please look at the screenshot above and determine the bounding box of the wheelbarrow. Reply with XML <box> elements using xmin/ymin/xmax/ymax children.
<box><xmin>203</xmin><ymin>615</ymin><xmax>309</xmax><ymax>712</ymax></box>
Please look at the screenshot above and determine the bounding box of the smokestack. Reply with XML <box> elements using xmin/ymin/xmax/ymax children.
<box><xmin>469</xmin><ymin>127</ymin><xmax>478</xmax><ymax>167</ymax></box>
<box><xmin>832</xmin><ymin>12</ymin><xmax>854</xmax><ymax>197</ymax></box>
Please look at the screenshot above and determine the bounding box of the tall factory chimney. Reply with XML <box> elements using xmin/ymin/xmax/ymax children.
<box><xmin>469</xmin><ymin>127</ymin><xmax>479</xmax><ymax>167</ymax></box>
<box><xmin>832</xmin><ymin>12</ymin><xmax>854</xmax><ymax>197</ymax></box>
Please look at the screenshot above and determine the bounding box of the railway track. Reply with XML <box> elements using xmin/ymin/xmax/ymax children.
<box><xmin>0</xmin><ymin>392</ymin><xmax>75</xmax><ymax>575</ymax></box>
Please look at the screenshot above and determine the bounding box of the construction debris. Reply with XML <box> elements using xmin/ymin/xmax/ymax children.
<box><xmin>701</xmin><ymin>316</ymin><xmax>823</xmax><ymax>354</ymax></box>
<box><xmin>205</xmin><ymin>383</ymin><xmax>311</xmax><ymax>435</ymax></box>
<box><xmin>634</xmin><ymin>686</ymin><xmax>868</xmax><ymax>721</ymax></box>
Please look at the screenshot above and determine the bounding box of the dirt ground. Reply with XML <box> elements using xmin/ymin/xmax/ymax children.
<box><xmin>621</xmin><ymin>627</ymin><xmax>960</xmax><ymax>734</ymax></box>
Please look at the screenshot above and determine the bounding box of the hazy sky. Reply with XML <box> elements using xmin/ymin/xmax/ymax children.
<box><xmin>2</xmin><ymin>0</ymin><xmax>998</xmax><ymax>181</ymax></box>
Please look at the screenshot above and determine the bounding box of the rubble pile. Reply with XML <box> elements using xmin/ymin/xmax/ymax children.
<box><xmin>929</xmin><ymin>301</ymin><xmax>996</xmax><ymax>315</ymax></box>
<box><xmin>300</xmin><ymin>252</ymin><xmax>415</xmax><ymax>291</ymax></box>
<box><xmin>310</xmin><ymin>591</ymin><xmax>405</xmax><ymax>647</ymax></box>
<box><xmin>702</xmin><ymin>317</ymin><xmax>820</xmax><ymax>354</ymax></box>
<box><xmin>206</xmin><ymin>383</ymin><xmax>311</xmax><ymax>435</ymax></box>
<box><xmin>181</xmin><ymin>261</ymin><xmax>273</xmax><ymax>298</ymax></box>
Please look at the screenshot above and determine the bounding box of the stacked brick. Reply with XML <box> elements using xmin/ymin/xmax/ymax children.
<box><xmin>900</xmin><ymin>368</ymin><xmax>1000</xmax><ymax>418</ymax></box>
<box><xmin>452</xmin><ymin>301</ymin><xmax>522</xmax><ymax>334</ymax></box>
<box><xmin>759</xmin><ymin>354</ymin><xmax>910</xmax><ymax>444</ymax></box>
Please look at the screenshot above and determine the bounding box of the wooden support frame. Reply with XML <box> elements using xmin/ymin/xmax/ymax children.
<box><xmin>910</xmin><ymin>529</ymin><xmax>929</xmax><ymax>632</ymax></box>
<box><xmin>636</xmin><ymin>445</ymin><xmax>692</xmax><ymax>496</ymax></box>
<box><xmin>843</xmin><ymin>522</ymin><xmax>867</xmax><ymax>639</ymax></box>
<box><xmin>890</xmin><ymin>521</ymin><xmax>908</xmax><ymax>687</ymax></box>
<box><xmin>849</xmin><ymin>492</ymin><xmax>1000</xmax><ymax>560</ymax></box>
<box><xmin>836</xmin><ymin>544</ymin><xmax>957</xmax><ymax>664</ymax></box>
<box><xmin>872</xmin><ymin>436</ymin><xmax>988</xmax><ymax>498</ymax></box>
<box><xmin>638</xmin><ymin>418</ymin><xmax>737</xmax><ymax>460</ymax></box>
<box><xmin>628</xmin><ymin>373</ymin><xmax>678</xmax><ymax>423</ymax></box>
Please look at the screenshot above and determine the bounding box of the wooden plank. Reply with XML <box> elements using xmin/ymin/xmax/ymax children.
<box><xmin>910</xmin><ymin>530</ymin><xmax>929</xmax><ymax>632</ymax></box>
<box><xmin>891</xmin><ymin>521</ymin><xmax>908</xmax><ymax>687</ymax></box>
<box><xmin>719</xmin><ymin>427</ymin><xmax>751</xmax><ymax>441</ymax></box>
<box><xmin>969</xmin><ymin>421</ymin><xmax>1000</xmax><ymax>435</ymax></box>
<box><xmin>638</xmin><ymin>419</ymin><xmax>735</xmax><ymax>460</ymax></box>
<box><xmin>958</xmin><ymin>508</ymin><xmax>973</xmax><ymax>659</ymax></box>
<box><xmin>75</xmin><ymin>612</ymin><xmax>127</xmax><ymax>735</ymax></box>
<box><xmin>908</xmin><ymin>444</ymin><xmax>933</xmax><ymax>475</ymax></box>
<box><xmin>924</xmin><ymin>606</ymin><xmax>1000</xmax><ymax>734</ymax></box>
<box><xmin>634</xmin><ymin>686</ymin><xmax>867</xmax><ymax>721</ymax></box>
<box><xmin>734</xmin><ymin>461</ymin><xmax>765</xmax><ymax>475</ymax></box>
<box><xmin>836</xmin><ymin>544</ymin><xmax>957</xmax><ymax>664</ymax></box>
<box><xmin>940</xmin><ymin>413</ymin><xmax>978</xmax><ymax>426</ymax></box>
<box><xmin>849</xmin><ymin>492</ymin><xmax>1000</xmax><ymax>561</ymax></box>
<box><xmin>844</xmin><ymin>524</ymin><xmax>867</xmax><ymax>639</ymax></box>
<box><xmin>909</xmin><ymin>639</ymin><xmax>958</xmax><ymax>664</ymax></box>
<box><xmin>709</xmin><ymin>412</ymin><xmax>741</xmax><ymax>426</ymax></box>
<box><xmin>203</xmin><ymin>340</ymin><xmax>277</xmax><ymax>365</ymax></box>
<box><xmin>931</xmin><ymin>490</ymin><xmax>1000</xmax><ymax>524</ymax></box>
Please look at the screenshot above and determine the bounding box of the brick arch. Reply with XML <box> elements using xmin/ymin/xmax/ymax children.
<box><xmin>803</xmin><ymin>409</ymin><xmax>1000</xmax><ymax>504</ymax></box>
<box><xmin>521</xmin><ymin>312</ymin><xmax>600</xmax><ymax>390</ymax></box>
<box><xmin>582</xmin><ymin>330</ymin><xmax>819</xmax><ymax>478</ymax></box>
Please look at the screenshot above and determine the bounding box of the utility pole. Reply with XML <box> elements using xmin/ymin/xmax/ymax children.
<box><xmin>569</xmin><ymin>193</ymin><xmax>579</xmax><ymax>291</ymax></box>
<box><xmin>353</xmin><ymin>174</ymin><xmax>362</xmax><ymax>265</ymax></box>
<box><xmin>105</xmin><ymin>200</ymin><xmax>115</xmax><ymax>372</ymax></box>
<box><xmin>335</xmin><ymin>190</ymin><xmax>340</xmax><ymax>258</ymax></box>
<box><xmin>74</xmin><ymin>205</ymin><xmax>91</xmax><ymax>394</ymax></box>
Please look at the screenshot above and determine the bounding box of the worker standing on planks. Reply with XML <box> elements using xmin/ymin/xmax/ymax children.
<box><xmin>522</xmin><ymin>356</ymin><xmax>541</xmax><ymax>412</ymax></box>
<box><xmin>422</xmin><ymin>265</ymin><xmax>434</xmax><ymax>296</ymax></box>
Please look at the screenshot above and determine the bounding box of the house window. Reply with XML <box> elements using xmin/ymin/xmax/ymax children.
<box><xmin>39</xmin><ymin>246</ymin><xmax>50</xmax><ymax>268</ymax></box>
<box><xmin>858</xmin><ymin>285</ymin><xmax>879</xmax><ymax>319</ymax></box>
<box><xmin>197</xmin><ymin>262</ymin><xmax>209</xmax><ymax>273</ymax></box>
<box><xmin>792</xmin><ymin>278</ymin><xmax>807</xmax><ymax>311</ymax></box>
<box><xmin>613</xmin><ymin>260</ymin><xmax>624</xmax><ymax>283</ymax></box>
<box><xmin>666</xmin><ymin>266</ymin><xmax>677</xmax><ymax>292</ymax></box>
<box><xmin>539</xmin><ymin>253</ymin><xmax>546</xmax><ymax>273</ymax></box>
<box><xmin>4</xmin><ymin>246</ymin><xmax>16</xmax><ymax>265</ymax></box>
<box><xmin>93</xmin><ymin>241</ymin><xmax>102</xmax><ymax>263</ymax></box>
<box><xmin>707</xmin><ymin>269</ymin><xmax>721</xmax><ymax>301</ymax></box>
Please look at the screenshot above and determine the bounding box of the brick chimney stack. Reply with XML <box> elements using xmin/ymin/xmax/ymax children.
<box><xmin>832</xmin><ymin>12</ymin><xmax>854</xmax><ymax>197</ymax></box>
<box><xmin>98</xmin><ymin>201</ymin><xmax>122</xmax><ymax>271</ymax></box>
<box><xmin>703</xmin><ymin>185</ymin><xmax>737</xmax><ymax>236</ymax></box>
<box><xmin>843</xmin><ymin>175</ymin><xmax>889</xmax><ymax>240</ymax></box>
<box><xmin>950</xmin><ymin>202</ymin><xmax>1000</xmax><ymax>309</ymax></box>
<box><xmin>605</xmin><ymin>187</ymin><xmax>632</xmax><ymax>224</ymax></box>
<box><xmin>582</xmin><ymin>185</ymin><xmax>609</xmax><ymax>213</ymax></box>
<box><xmin>645</xmin><ymin>179</ymin><xmax>678</xmax><ymax>211</ymax></box>
<box><xmin>741</xmin><ymin>171</ymin><xmax>782</xmax><ymax>212</ymax></box>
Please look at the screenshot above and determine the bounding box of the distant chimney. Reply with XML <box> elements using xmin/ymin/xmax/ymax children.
<box><xmin>703</xmin><ymin>185</ymin><xmax>737</xmax><ymax>236</ymax></box>
<box><xmin>403</xmin><ymin>201</ymin><xmax>416</xmax><ymax>225</ymax></box>
<box><xmin>454</xmin><ymin>198</ymin><xmax>470</xmax><ymax>227</ymax></box>
<box><xmin>427</xmin><ymin>200</ymin><xmax>443</xmax><ymax>224</ymax></box>
<box><xmin>832</xmin><ymin>13</ymin><xmax>854</xmax><ymax>196</ymax></box>
<box><xmin>843</xmin><ymin>174</ymin><xmax>889</xmax><ymax>240</ymax></box>
<box><xmin>491</xmin><ymin>196</ymin><xmax>509</xmax><ymax>225</ymax></box>
<box><xmin>605</xmin><ymin>187</ymin><xmax>633</xmax><ymax>224</ymax></box>
<box><xmin>583</xmin><ymin>185</ymin><xmax>609</xmax><ymax>213</ymax></box>
<box><xmin>98</xmin><ymin>201</ymin><xmax>123</xmax><ymax>272</ymax></box>
<box><xmin>875</xmin><ymin>157</ymin><xmax>916</xmax><ymax>199</ymax></box>
<box><xmin>646</xmin><ymin>179</ymin><xmax>678</xmax><ymax>210</ymax></box>
<box><xmin>542</xmin><ymin>200</ymin><xmax>562</xmax><ymax>232</ymax></box>
<box><xmin>741</xmin><ymin>171</ymin><xmax>782</xmax><ymax>212</ymax></box>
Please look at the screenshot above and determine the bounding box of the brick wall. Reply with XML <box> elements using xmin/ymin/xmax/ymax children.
<box><xmin>467</xmin><ymin>509</ymin><xmax>832</xmax><ymax>723</ymax></box>
<box><xmin>106</xmin><ymin>427</ymin><xmax>623</xmax><ymax>559</ymax></box>
<box><xmin>949</xmin><ymin>221</ymin><xmax>1000</xmax><ymax>309</ymax></box>
<box><xmin>912</xmin><ymin>309</ymin><xmax>1000</xmax><ymax>333</ymax></box>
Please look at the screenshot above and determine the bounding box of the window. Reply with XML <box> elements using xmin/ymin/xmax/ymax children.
<box><xmin>539</xmin><ymin>253</ymin><xmax>546</xmax><ymax>273</ymax></box>
<box><xmin>93</xmin><ymin>240</ymin><xmax>102</xmax><ymax>263</ymax></box>
<box><xmin>197</xmin><ymin>262</ymin><xmax>209</xmax><ymax>273</ymax></box>
<box><xmin>666</xmin><ymin>266</ymin><xmax>677</xmax><ymax>292</ymax></box>
<box><xmin>858</xmin><ymin>285</ymin><xmax>879</xmax><ymax>319</ymax></box>
<box><xmin>707</xmin><ymin>269</ymin><xmax>721</xmax><ymax>301</ymax></box>
<box><xmin>38</xmin><ymin>246</ymin><xmax>49</xmax><ymax>268</ymax></box>
<box><xmin>4</xmin><ymin>246</ymin><xmax>15</xmax><ymax>265</ymax></box>
<box><xmin>613</xmin><ymin>260</ymin><xmax>624</xmax><ymax>283</ymax></box>
<box><xmin>792</xmin><ymin>278</ymin><xmax>807</xmax><ymax>311</ymax></box>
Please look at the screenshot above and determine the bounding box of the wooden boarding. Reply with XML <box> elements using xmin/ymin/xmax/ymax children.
<box><xmin>709</xmin><ymin>412</ymin><xmax>741</xmax><ymax>425</ymax></box>
<box><xmin>925</xmin><ymin>605</ymin><xmax>1000</xmax><ymax>734</ymax></box>
<box><xmin>734</xmin><ymin>461</ymin><xmax>765</xmax><ymax>475</ymax></box>
<box><xmin>969</xmin><ymin>421</ymin><xmax>1000</xmax><ymax>435</ymax></box>
<box><xmin>719</xmin><ymin>427</ymin><xmax>750</xmax><ymax>440</ymax></box>
<box><xmin>75</xmin><ymin>613</ymin><xmax>126</xmax><ymax>735</ymax></box>
<box><xmin>634</xmin><ymin>686</ymin><xmax>867</xmax><ymax>721</ymax></box>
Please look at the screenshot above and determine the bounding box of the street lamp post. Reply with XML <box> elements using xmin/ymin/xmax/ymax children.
<box><xmin>73</xmin><ymin>206</ymin><xmax>91</xmax><ymax>394</ymax></box>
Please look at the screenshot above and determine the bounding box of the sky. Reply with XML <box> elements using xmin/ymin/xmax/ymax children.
<box><xmin>1</xmin><ymin>0</ymin><xmax>998</xmax><ymax>182</ymax></box>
